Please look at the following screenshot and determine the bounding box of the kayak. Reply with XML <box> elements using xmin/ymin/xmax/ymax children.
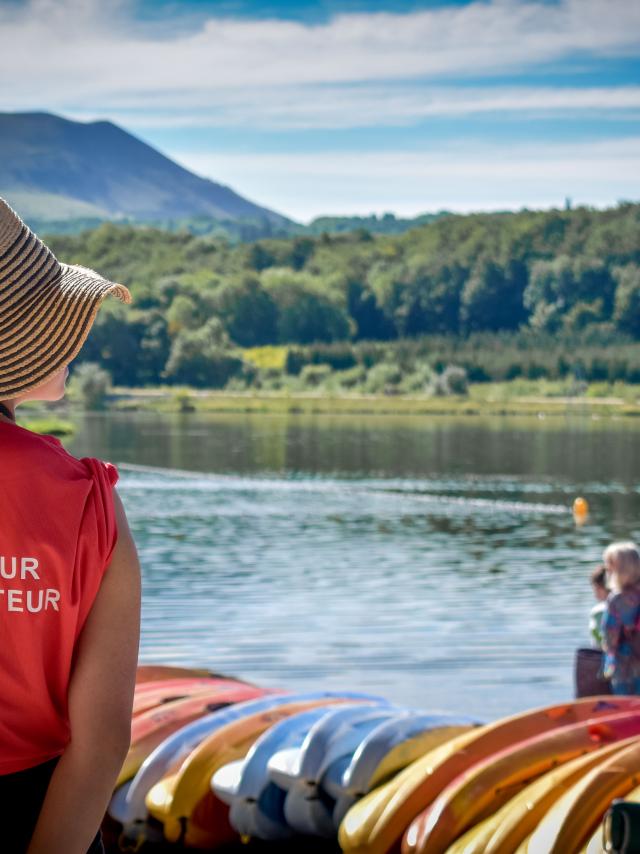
<box><xmin>331</xmin><ymin>713</ymin><xmax>479</xmax><ymax>829</ymax></box>
<box><xmin>213</xmin><ymin>705</ymin><xmax>349</xmax><ymax>840</ymax></box>
<box><xmin>525</xmin><ymin>737</ymin><xmax>640</xmax><ymax>854</ymax></box>
<box><xmin>269</xmin><ymin>703</ymin><xmax>400</xmax><ymax>838</ymax></box>
<box><xmin>446</xmin><ymin>737</ymin><xmax>637</xmax><ymax>854</ymax></box>
<box><xmin>112</xmin><ymin>691</ymin><xmax>373</xmax><ymax>827</ymax></box>
<box><xmin>136</xmin><ymin>664</ymin><xmax>222</xmax><ymax>683</ymax></box>
<box><xmin>339</xmin><ymin>696</ymin><xmax>640</xmax><ymax>854</ymax></box>
<box><xmin>118</xmin><ymin>682</ymin><xmax>266</xmax><ymax>786</ymax></box>
<box><xmin>146</xmin><ymin>693</ymin><xmax>382</xmax><ymax>849</ymax></box>
<box><xmin>132</xmin><ymin>678</ymin><xmax>244</xmax><ymax>716</ymax></box>
<box><xmin>403</xmin><ymin>711</ymin><xmax>640</xmax><ymax>853</ymax></box>
<box><xmin>339</xmin><ymin>712</ymin><xmax>480</xmax><ymax>798</ymax></box>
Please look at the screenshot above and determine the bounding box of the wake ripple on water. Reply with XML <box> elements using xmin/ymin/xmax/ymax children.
<box><xmin>117</xmin><ymin>462</ymin><xmax>568</xmax><ymax>517</ymax></box>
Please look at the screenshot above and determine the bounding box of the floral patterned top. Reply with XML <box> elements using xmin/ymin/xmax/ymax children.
<box><xmin>602</xmin><ymin>584</ymin><xmax>640</xmax><ymax>683</ymax></box>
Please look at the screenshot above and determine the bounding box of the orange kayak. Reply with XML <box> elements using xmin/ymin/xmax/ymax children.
<box><xmin>403</xmin><ymin>711</ymin><xmax>640</xmax><ymax>853</ymax></box>
<box><xmin>136</xmin><ymin>664</ymin><xmax>223</xmax><ymax>683</ymax></box>
<box><xmin>119</xmin><ymin>682</ymin><xmax>267</xmax><ymax>786</ymax></box>
<box><xmin>339</xmin><ymin>696</ymin><xmax>640</xmax><ymax>854</ymax></box>
<box><xmin>445</xmin><ymin>737</ymin><xmax>638</xmax><ymax>854</ymax></box>
<box><xmin>132</xmin><ymin>678</ymin><xmax>241</xmax><ymax>716</ymax></box>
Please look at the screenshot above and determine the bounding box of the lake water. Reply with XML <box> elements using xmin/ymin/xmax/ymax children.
<box><xmin>65</xmin><ymin>411</ymin><xmax>640</xmax><ymax>720</ymax></box>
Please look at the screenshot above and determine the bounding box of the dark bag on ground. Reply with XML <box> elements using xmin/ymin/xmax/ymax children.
<box><xmin>604</xmin><ymin>800</ymin><xmax>640</xmax><ymax>853</ymax></box>
<box><xmin>574</xmin><ymin>647</ymin><xmax>612</xmax><ymax>697</ymax></box>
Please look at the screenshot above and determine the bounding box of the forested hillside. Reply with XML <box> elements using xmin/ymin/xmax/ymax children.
<box><xmin>46</xmin><ymin>203</ymin><xmax>640</xmax><ymax>390</ymax></box>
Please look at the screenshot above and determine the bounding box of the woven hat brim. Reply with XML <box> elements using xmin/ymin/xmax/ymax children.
<box><xmin>0</xmin><ymin>263</ymin><xmax>132</xmax><ymax>398</ymax></box>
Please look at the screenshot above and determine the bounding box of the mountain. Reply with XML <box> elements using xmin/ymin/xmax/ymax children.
<box><xmin>0</xmin><ymin>111</ymin><xmax>294</xmax><ymax>228</ymax></box>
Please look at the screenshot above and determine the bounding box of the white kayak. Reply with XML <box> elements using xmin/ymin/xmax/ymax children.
<box><xmin>213</xmin><ymin>705</ymin><xmax>350</xmax><ymax>840</ymax></box>
<box><xmin>328</xmin><ymin>711</ymin><xmax>480</xmax><ymax>827</ymax></box>
<box><xmin>268</xmin><ymin>703</ymin><xmax>401</xmax><ymax>837</ymax></box>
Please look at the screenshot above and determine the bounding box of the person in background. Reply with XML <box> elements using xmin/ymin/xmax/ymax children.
<box><xmin>602</xmin><ymin>542</ymin><xmax>640</xmax><ymax>694</ymax></box>
<box><xmin>589</xmin><ymin>564</ymin><xmax>609</xmax><ymax>648</ymax></box>
<box><xmin>0</xmin><ymin>197</ymin><xmax>141</xmax><ymax>853</ymax></box>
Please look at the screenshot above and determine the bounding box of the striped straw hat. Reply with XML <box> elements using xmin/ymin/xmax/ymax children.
<box><xmin>0</xmin><ymin>197</ymin><xmax>132</xmax><ymax>398</ymax></box>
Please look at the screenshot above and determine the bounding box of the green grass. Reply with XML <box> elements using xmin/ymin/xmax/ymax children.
<box><xmin>108</xmin><ymin>382</ymin><xmax>640</xmax><ymax>417</ymax></box>
<box><xmin>241</xmin><ymin>345</ymin><xmax>289</xmax><ymax>371</ymax></box>
<box><xmin>17</xmin><ymin>417</ymin><xmax>76</xmax><ymax>436</ymax></box>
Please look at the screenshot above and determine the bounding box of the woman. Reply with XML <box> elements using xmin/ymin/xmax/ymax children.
<box><xmin>602</xmin><ymin>541</ymin><xmax>640</xmax><ymax>695</ymax></box>
<box><xmin>0</xmin><ymin>197</ymin><xmax>141</xmax><ymax>852</ymax></box>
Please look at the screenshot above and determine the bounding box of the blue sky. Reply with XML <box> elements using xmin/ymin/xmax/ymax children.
<box><xmin>1</xmin><ymin>0</ymin><xmax>639</xmax><ymax>222</ymax></box>
<box><xmin>133</xmin><ymin>0</ymin><xmax>474</xmax><ymax>24</ymax></box>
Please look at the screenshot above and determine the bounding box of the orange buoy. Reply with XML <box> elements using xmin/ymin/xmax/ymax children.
<box><xmin>573</xmin><ymin>497</ymin><xmax>589</xmax><ymax>522</ymax></box>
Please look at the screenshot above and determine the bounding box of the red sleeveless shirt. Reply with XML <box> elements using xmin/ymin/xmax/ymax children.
<box><xmin>0</xmin><ymin>421</ymin><xmax>118</xmax><ymax>773</ymax></box>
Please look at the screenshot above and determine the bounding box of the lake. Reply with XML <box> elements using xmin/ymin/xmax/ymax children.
<box><xmin>65</xmin><ymin>411</ymin><xmax>640</xmax><ymax>720</ymax></box>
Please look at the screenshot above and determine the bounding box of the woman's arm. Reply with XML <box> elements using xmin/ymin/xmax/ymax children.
<box><xmin>602</xmin><ymin>597</ymin><xmax>622</xmax><ymax>679</ymax></box>
<box><xmin>27</xmin><ymin>489</ymin><xmax>141</xmax><ymax>854</ymax></box>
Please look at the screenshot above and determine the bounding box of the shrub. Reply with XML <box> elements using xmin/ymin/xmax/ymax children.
<box><xmin>300</xmin><ymin>364</ymin><xmax>332</xmax><ymax>387</ymax></box>
<box><xmin>433</xmin><ymin>365</ymin><xmax>468</xmax><ymax>396</ymax></box>
<box><xmin>400</xmin><ymin>362</ymin><xmax>434</xmax><ymax>394</ymax></box>
<box><xmin>69</xmin><ymin>362</ymin><xmax>112</xmax><ymax>409</ymax></box>
<box><xmin>173</xmin><ymin>390</ymin><xmax>196</xmax><ymax>412</ymax></box>
<box><xmin>163</xmin><ymin>318</ymin><xmax>245</xmax><ymax>388</ymax></box>
<box><xmin>364</xmin><ymin>362</ymin><xmax>403</xmax><ymax>394</ymax></box>
<box><xmin>336</xmin><ymin>365</ymin><xmax>367</xmax><ymax>389</ymax></box>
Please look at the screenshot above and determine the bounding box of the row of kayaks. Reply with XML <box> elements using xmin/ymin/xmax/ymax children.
<box><xmin>105</xmin><ymin>664</ymin><xmax>640</xmax><ymax>852</ymax></box>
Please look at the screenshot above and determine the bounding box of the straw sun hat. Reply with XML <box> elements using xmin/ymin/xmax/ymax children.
<box><xmin>0</xmin><ymin>197</ymin><xmax>132</xmax><ymax>399</ymax></box>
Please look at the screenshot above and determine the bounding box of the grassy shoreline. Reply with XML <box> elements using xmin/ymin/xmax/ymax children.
<box><xmin>103</xmin><ymin>384</ymin><xmax>640</xmax><ymax>418</ymax></box>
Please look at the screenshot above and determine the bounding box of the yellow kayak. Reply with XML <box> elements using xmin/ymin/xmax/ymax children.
<box><xmin>361</xmin><ymin>724</ymin><xmax>477</xmax><ymax>794</ymax></box>
<box><xmin>340</xmin><ymin>728</ymin><xmax>480</xmax><ymax>854</ymax></box>
<box><xmin>340</xmin><ymin>696</ymin><xmax>640</xmax><ymax>854</ymax></box>
<box><xmin>445</xmin><ymin>737</ymin><xmax>637</xmax><ymax>854</ymax></box>
<box><xmin>525</xmin><ymin>737</ymin><xmax>640</xmax><ymax>854</ymax></box>
<box><xmin>404</xmin><ymin>711</ymin><xmax>640</xmax><ymax>853</ymax></box>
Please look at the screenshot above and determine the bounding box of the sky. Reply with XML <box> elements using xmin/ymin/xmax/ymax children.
<box><xmin>1</xmin><ymin>0</ymin><xmax>639</xmax><ymax>223</ymax></box>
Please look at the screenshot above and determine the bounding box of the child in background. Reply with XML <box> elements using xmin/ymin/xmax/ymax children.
<box><xmin>602</xmin><ymin>542</ymin><xmax>640</xmax><ymax>694</ymax></box>
<box><xmin>589</xmin><ymin>564</ymin><xmax>608</xmax><ymax>648</ymax></box>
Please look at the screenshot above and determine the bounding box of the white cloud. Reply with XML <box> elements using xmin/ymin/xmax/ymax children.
<box><xmin>2</xmin><ymin>0</ymin><xmax>638</xmax><ymax>218</ymax></box>
<box><xmin>1</xmin><ymin>0</ymin><xmax>639</xmax><ymax>119</ymax></box>
<box><xmin>61</xmin><ymin>85</ymin><xmax>640</xmax><ymax>130</ymax></box>
<box><xmin>170</xmin><ymin>137</ymin><xmax>640</xmax><ymax>221</ymax></box>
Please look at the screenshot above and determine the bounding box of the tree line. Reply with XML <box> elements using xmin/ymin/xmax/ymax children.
<box><xmin>46</xmin><ymin>202</ymin><xmax>640</xmax><ymax>389</ymax></box>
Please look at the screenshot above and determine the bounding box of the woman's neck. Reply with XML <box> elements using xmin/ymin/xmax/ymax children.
<box><xmin>0</xmin><ymin>400</ymin><xmax>16</xmax><ymax>422</ymax></box>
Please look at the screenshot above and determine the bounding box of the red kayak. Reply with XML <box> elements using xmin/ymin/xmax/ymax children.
<box><xmin>133</xmin><ymin>678</ymin><xmax>250</xmax><ymax>717</ymax></box>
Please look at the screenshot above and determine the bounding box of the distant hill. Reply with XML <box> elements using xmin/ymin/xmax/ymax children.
<box><xmin>0</xmin><ymin>111</ymin><xmax>293</xmax><ymax>229</ymax></box>
<box><xmin>0</xmin><ymin>111</ymin><xmax>453</xmax><ymax>241</ymax></box>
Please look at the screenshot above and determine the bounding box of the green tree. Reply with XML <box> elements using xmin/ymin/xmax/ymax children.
<box><xmin>167</xmin><ymin>294</ymin><xmax>199</xmax><ymax>335</ymax></box>
<box><xmin>242</xmin><ymin>242</ymin><xmax>276</xmax><ymax>271</ymax></box>
<box><xmin>164</xmin><ymin>318</ymin><xmax>244</xmax><ymax>387</ymax></box>
<box><xmin>562</xmin><ymin>300</ymin><xmax>604</xmax><ymax>333</ymax></box>
<box><xmin>286</xmin><ymin>237</ymin><xmax>316</xmax><ymax>270</ymax></box>
<box><xmin>461</xmin><ymin>260</ymin><xmax>527</xmax><ymax>332</ymax></box>
<box><xmin>263</xmin><ymin>271</ymin><xmax>351</xmax><ymax>344</ymax></box>
<box><xmin>613</xmin><ymin>264</ymin><xmax>640</xmax><ymax>336</ymax></box>
<box><xmin>401</xmin><ymin>260</ymin><xmax>465</xmax><ymax>335</ymax></box>
<box><xmin>213</xmin><ymin>274</ymin><xmax>278</xmax><ymax>346</ymax></box>
<box><xmin>525</xmin><ymin>257</ymin><xmax>614</xmax><ymax>324</ymax></box>
<box><xmin>346</xmin><ymin>278</ymin><xmax>394</xmax><ymax>340</ymax></box>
